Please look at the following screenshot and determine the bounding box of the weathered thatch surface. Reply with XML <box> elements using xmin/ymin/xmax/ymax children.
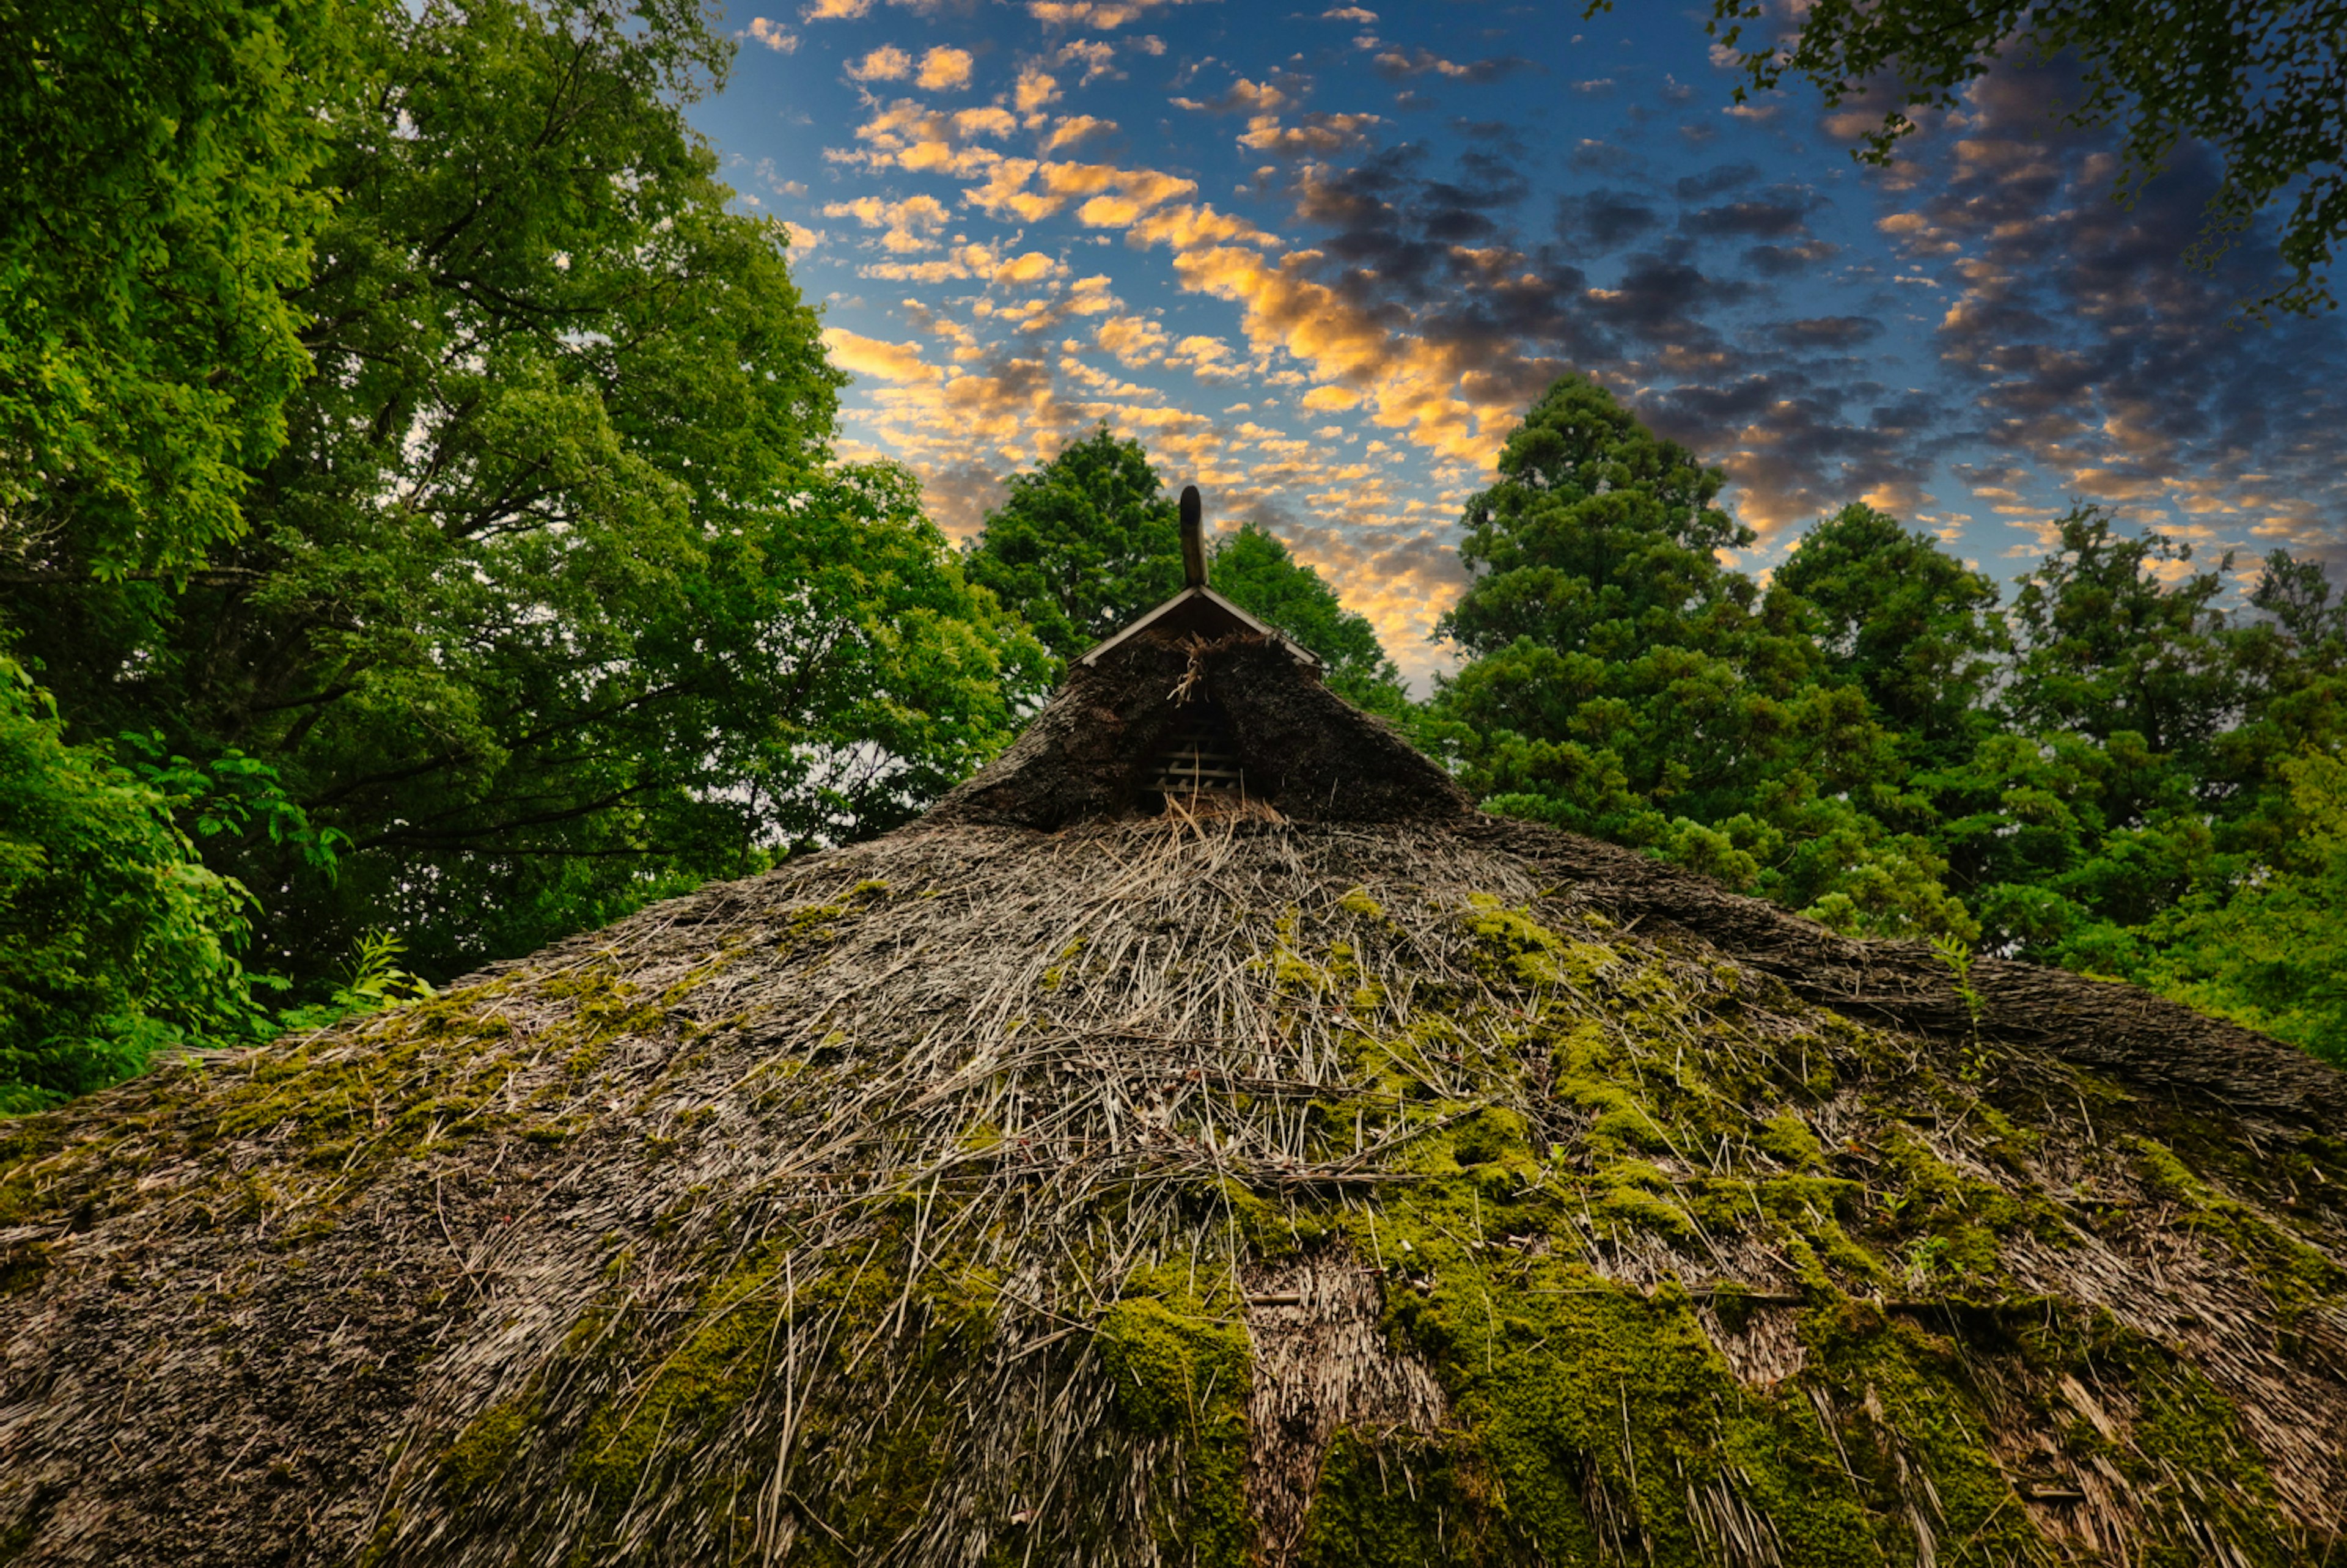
<box><xmin>2</xmin><ymin>639</ymin><xmax>2344</xmax><ymax>1568</ymax></box>
<box><xmin>927</xmin><ymin>632</ymin><xmax>1468</xmax><ymax>829</ymax></box>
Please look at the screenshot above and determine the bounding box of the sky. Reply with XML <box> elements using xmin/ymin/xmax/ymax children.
<box><xmin>689</xmin><ymin>0</ymin><xmax>2347</xmax><ymax>689</ymax></box>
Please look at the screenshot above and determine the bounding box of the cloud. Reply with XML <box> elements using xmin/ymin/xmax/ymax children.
<box><xmin>821</xmin><ymin>192</ymin><xmax>953</xmax><ymax>251</ymax></box>
<box><xmin>1320</xmin><ymin>5</ymin><xmax>1376</xmax><ymax>19</ymax></box>
<box><xmin>1027</xmin><ymin>0</ymin><xmax>1185</xmax><ymax>27</ymax></box>
<box><xmin>746</xmin><ymin>17</ymin><xmax>799</xmax><ymax>51</ymax></box>
<box><xmin>1680</xmin><ymin>194</ymin><xmax>1815</xmax><ymax>240</ymax></box>
<box><xmin>1042</xmin><ymin>115</ymin><xmax>1118</xmax><ymax>152</ymax></box>
<box><xmin>1055</xmin><ymin>39</ymin><xmax>1120</xmax><ymax>85</ymax></box>
<box><xmin>963</xmin><ymin>158</ymin><xmax>1200</xmax><ymax>225</ymax></box>
<box><xmin>1096</xmin><ymin>313</ymin><xmax>1170</xmax><ymax>365</ymax></box>
<box><xmin>801</xmin><ymin>0</ymin><xmax>870</xmax><ymax>18</ymax></box>
<box><xmin>916</xmin><ymin>46</ymin><xmax>974</xmax><ymax>92</ymax></box>
<box><xmin>1370</xmin><ymin>46</ymin><xmax>1525</xmax><ymax>84</ymax></box>
<box><xmin>824</xmin><ymin>328</ymin><xmax>944</xmax><ymax>382</ymax></box>
<box><xmin>843</xmin><ymin>100</ymin><xmax>1019</xmax><ymax>177</ymax></box>
<box><xmin>782</xmin><ymin>221</ymin><xmax>825</xmax><ymax>250</ymax></box>
<box><xmin>1554</xmin><ymin>189</ymin><xmax>1660</xmax><ymax>255</ymax></box>
<box><xmin>1864</xmin><ymin>52</ymin><xmax>2347</xmax><ymax>549</ymax></box>
<box><xmin>1236</xmin><ymin>112</ymin><xmax>1381</xmax><ymax>158</ymax></box>
<box><xmin>993</xmin><ymin>250</ymin><xmax>1068</xmax><ymax>285</ymax></box>
<box><xmin>1765</xmin><ymin>315</ymin><xmax>1884</xmax><ymax>350</ymax></box>
<box><xmin>847</xmin><ymin>45</ymin><xmax>913</xmax><ymax>81</ymax></box>
<box><xmin>1014</xmin><ymin>65</ymin><xmax>1061</xmax><ymax>115</ymax></box>
<box><xmin>1171</xmin><ymin>77</ymin><xmax>1286</xmax><ymax>115</ymax></box>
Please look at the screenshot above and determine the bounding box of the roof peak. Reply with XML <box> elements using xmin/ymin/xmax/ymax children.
<box><xmin>1076</xmin><ymin>584</ymin><xmax>1321</xmax><ymax>670</ymax></box>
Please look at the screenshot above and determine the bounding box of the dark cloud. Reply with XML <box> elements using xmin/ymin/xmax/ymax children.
<box><xmin>1673</xmin><ymin>163</ymin><xmax>1761</xmax><ymax>200</ymax></box>
<box><xmin>1767</xmin><ymin>315</ymin><xmax>1884</xmax><ymax>350</ymax></box>
<box><xmin>1681</xmin><ymin>194</ymin><xmax>1814</xmax><ymax>240</ymax></box>
<box><xmin>1449</xmin><ymin>117</ymin><xmax>1527</xmax><ymax>155</ymax></box>
<box><xmin>1743</xmin><ymin>240</ymin><xmax>1838</xmax><ymax>276</ymax></box>
<box><xmin>1865</xmin><ymin>53</ymin><xmax>2347</xmax><ymax>549</ymax></box>
<box><xmin>1583</xmin><ymin>252</ymin><xmax>1752</xmax><ymax>340</ymax></box>
<box><xmin>1554</xmin><ymin>189</ymin><xmax>1661</xmax><ymax>255</ymax></box>
<box><xmin>1567</xmin><ymin>138</ymin><xmax>1639</xmax><ymax>174</ymax></box>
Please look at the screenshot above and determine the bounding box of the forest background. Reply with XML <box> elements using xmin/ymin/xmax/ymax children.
<box><xmin>3</xmin><ymin>0</ymin><xmax>2342</xmax><ymax>1113</ymax></box>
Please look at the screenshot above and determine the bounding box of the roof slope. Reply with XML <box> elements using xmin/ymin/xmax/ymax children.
<box><xmin>925</xmin><ymin>628</ymin><xmax>1466</xmax><ymax>830</ymax></box>
<box><xmin>1</xmin><ymin>656</ymin><xmax>2343</xmax><ymax>1567</ymax></box>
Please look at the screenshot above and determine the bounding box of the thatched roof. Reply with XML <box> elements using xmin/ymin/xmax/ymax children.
<box><xmin>2</xmin><ymin>609</ymin><xmax>2344</xmax><ymax>1567</ymax></box>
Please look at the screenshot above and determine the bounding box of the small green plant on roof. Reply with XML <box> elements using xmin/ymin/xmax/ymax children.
<box><xmin>1931</xmin><ymin>931</ymin><xmax>1986</xmax><ymax>1079</ymax></box>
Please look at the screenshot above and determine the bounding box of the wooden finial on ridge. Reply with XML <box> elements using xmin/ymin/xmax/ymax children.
<box><xmin>1180</xmin><ymin>485</ymin><xmax>1207</xmax><ymax>588</ymax></box>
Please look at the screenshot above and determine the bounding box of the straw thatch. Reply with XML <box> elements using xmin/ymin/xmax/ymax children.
<box><xmin>1</xmin><ymin>623</ymin><xmax>2343</xmax><ymax>1568</ymax></box>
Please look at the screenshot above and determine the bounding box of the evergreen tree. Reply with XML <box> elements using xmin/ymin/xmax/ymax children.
<box><xmin>1432</xmin><ymin>376</ymin><xmax>1969</xmax><ymax>937</ymax></box>
<box><xmin>1775</xmin><ymin>504</ymin><xmax>2006</xmax><ymax>770</ymax></box>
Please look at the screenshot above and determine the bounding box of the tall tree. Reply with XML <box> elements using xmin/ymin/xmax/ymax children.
<box><xmin>1920</xmin><ymin>510</ymin><xmax>2241</xmax><ymax>960</ymax></box>
<box><xmin>9</xmin><ymin>0</ymin><xmax>1045</xmax><ymax>991</ymax></box>
<box><xmin>1433</xmin><ymin>376</ymin><xmax>1969</xmax><ymax>937</ymax></box>
<box><xmin>963</xmin><ymin>427</ymin><xmax>1185</xmax><ymax>669</ymax></box>
<box><xmin>1683</xmin><ymin>0</ymin><xmax>2347</xmax><ymax>313</ymax></box>
<box><xmin>1</xmin><ymin>0</ymin><xmax>342</xmax><ymax>579</ymax></box>
<box><xmin>1775</xmin><ymin>504</ymin><xmax>2007</xmax><ymax>771</ymax></box>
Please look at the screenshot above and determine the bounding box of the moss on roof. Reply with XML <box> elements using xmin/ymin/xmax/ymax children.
<box><xmin>1</xmin><ymin>635</ymin><xmax>2343</xmax><ymax>1567</ymax></box>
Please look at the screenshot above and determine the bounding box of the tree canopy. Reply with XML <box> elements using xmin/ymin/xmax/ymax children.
<box><xmin>1432</xmin><ymin>373</ymin><xmax>2347</xmax><ymax>1063</ymax></box>
<box><xmin>0</xmin><ymin>0</ymin><xmax>1047</xmax><ymax>1105</ymax></box>
<box><xmin>2</xmin><ymin>0</ymin><xmax>342</xmax><ymax>576</ymax></box>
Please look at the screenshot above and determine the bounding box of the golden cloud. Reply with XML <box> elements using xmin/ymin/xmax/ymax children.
<box><xmin>823</xmin><ymin>328</ymin><xmax>945</xmax><ymax>383</ymax></box>
<box><xmin>847</xmin><ymin>45</ymin><xmax>911</xmax><ymax>81</ymax></box>
<box><xmin>917</xmin><ymin>46</ymin><xmax>974</xmax><ymax>91</ymax></box>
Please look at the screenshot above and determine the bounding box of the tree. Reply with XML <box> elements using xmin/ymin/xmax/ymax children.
<box><xmin>1911</xmin><ymin>510</ymin><xmax>2241</xmax><ymax>962</ymax></box>
<box><xmin>1432</xmin><ymin>377</ymin><xmax>1970</xmax><ymax>938</ymax></box>
<box><xmin>7</xmin><ymin>0</ymin><xmax>1046</xmax><ymax>992</ymax></box>
<box><xmin>0</xmin><ymin>659</ymin><xmax>264</xmax><ymax>1111</ymax></box>
<box><xmin>1210</xmin><ymin>523</ymin><xmax>1409</xmax><ymax>714</ymax></box>
<box><xmin>2125</xmin><ymin>747</ymin><xmax>2347</xmax><ymax>1063</ymax></box>
<box><xmin>964</xmin><ymin>427</ymin><xmax>1185</xmax><ymax>669</ymax></box>
<box><xmin>1</xmin><ymin>0</ymin><xmax>342</xmax><ymax>579</ymax></box>
<box><xmin>1687</xmin><ymin>0</ymin><xmax>2347</xmax><ymax>313</ymax></box>
<box><xmin>1775</xmin><ymin>504</ymin><xmax>2007</xmax><ymax>771</ymax></box>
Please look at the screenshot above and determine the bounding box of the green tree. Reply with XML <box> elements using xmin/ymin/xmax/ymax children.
<box><xmin>1683</xmin><ymin>0</ymin><xmax>2347</xmax><ymax>313</ymax></box>
<box><xmin>1</xmin><ymin>0</ymin><xmax>342</xmax><ymax>578</ymax></box>
<box><xmin>2125</xmin><ymin>747</ymin><xmax>2347</xmax><ymax>1063</ymax></box>
<box><xmin>0</xmin><ymin>660</ymin><xmax>265</xmax><ymax>1111</ymax></box>
<box><xmin>1210</xmin><ymin>522</ymin><xmax>1409</xmax><ymax>714</ymax></box>
<box><xmin>1914</xmin><ymin>510</ymin><xmax>2241</xmax><ymax>962</ymax></box>
<box><xmin>1432</xmin><ymin>376</ymin><xmax>1970</xmax><ymax>938</ymax></box>
<box><xmin>1775</xmin><ymin>504</ymin><xmax>2007</xmax><ymax>770</ymax></box>
<box><xmin>964</xmin><ymin>427</ymin><xmax>1186</xmax><ymax>669</ymax></box>
<box><xmin>9</xmin><ymin>0</ymin><xmax>1045</xmax><ymax>992</ymax></box>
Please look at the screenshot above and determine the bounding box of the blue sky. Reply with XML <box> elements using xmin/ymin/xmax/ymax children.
<box><xmin>689</xmin><ymin>0</ymin><xmax>2347</xmax><ymax>686</ymax></box>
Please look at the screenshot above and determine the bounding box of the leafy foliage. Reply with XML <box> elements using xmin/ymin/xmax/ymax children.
<box><xmin>9</xmin><ymin>0</ymin><xmax>1047</xmax><ymax>995</ymax></box>
<box><xmin>0</xmin><ymin>0</ymin><xmax>1049</xmax><ymax>1102</ymax></box>
<box><xmin>1686</xmin><ymin>0</ymin><xmax>2347</xmax><ymax>313</ymax></box>
<box><xmin>1434</xmin><ymin>375</ymin><xmax>2347</xmax><ymax>1044</ymax></box>
<box><xmin>0</xmin><ymin>661</ymin><xmax>264</xmax><ymax>1111</ymax></box>
<box><xmin>1</xmin><ymin>0</ymin><xmax>341</xmax><ymax>576</ymax></box>
<box><xmin>1429</xmin><ymin>376</ymin><xmax>1971</xmax><ymax>939</ymax></box>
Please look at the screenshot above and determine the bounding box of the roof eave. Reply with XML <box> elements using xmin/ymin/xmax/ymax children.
<box><xmin>1074</xmin><ymin>586</ymin><xmax>1323</xmax><ymax>669</ymax></box>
